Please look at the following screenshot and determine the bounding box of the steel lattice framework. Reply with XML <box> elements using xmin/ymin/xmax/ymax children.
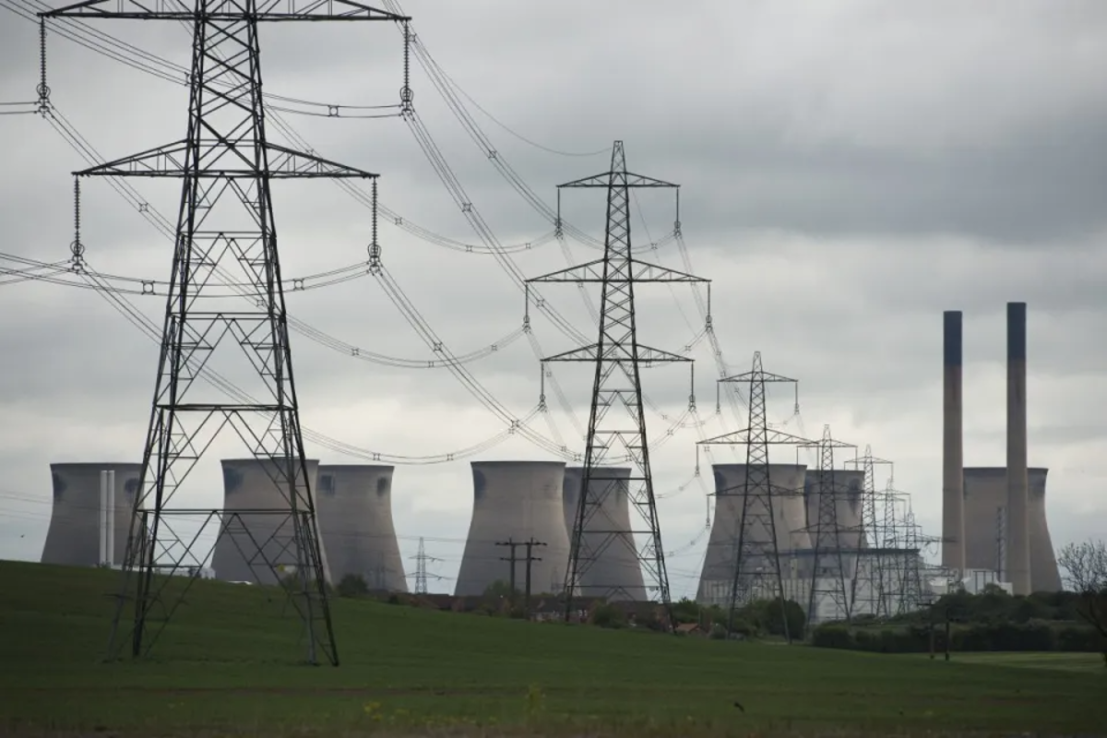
<box><xmin>41</xmin><ymin>0</ymin><xmax>409</xmax><ymax>665</ymax></box>
<box><xmin>527</xmin><ymin>140</ymin><xmax>707</xmax><ymax>626</ymax></box>
<box><xmin>696</xmin><ymin>352</ymin><xmax>805</xmax><ymax>641</ymax></box>
<box><xmin>802</xmin><ymin>425</ymin><xmax>857</xmax><ymax>627</ymax></box>
<box><xmin>846</xmin><ymin>445</ymin><xmax>894</xmax><ymax>618</ymax></box>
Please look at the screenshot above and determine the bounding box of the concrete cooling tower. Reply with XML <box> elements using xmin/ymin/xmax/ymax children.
<box><xmin>562</xmin><ymin>466</ymin><xmax>646</xmax><ymax>601</ymax></box>
<box><xmin>454</xmin><ymin>461</ymin><xmax>571</xmax><ymax>597</ymax></box>
<box><xmin>211</xmin><ymin>458</ymin><xmax>332</xmax><ymax>586</ymax></box>
<box><xmin>41</xmin><ymin>463</ymin><xmax>141</xmax><ymax>567</ymax></box>
<box><xmin>804</xmin><ymin>469</ymin><xmax>865</xmax><ymax>572</ymax></box>
<box><xmin>962</xmin><ymin>467</ymin><xmax>1061</xmax><ymax>592</ymax></box>
<box><xmin>696</xmin><ymin>463</ymin><xmax>809</xmax><ymax>602</ymax></box>
<box><xmin>316</xmin><ymin>465</ymin><xmax>407</xmax><ymax>592</ymax></box>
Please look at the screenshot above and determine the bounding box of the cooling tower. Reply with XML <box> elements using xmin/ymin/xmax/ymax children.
<box><xmin>41</xmin><ymin>463</ymin><xmax>141</xmax><ymax>567</ymax></box>
<box><xmin>454</xmin><ymin>460</ymin><xmax>571</xmax><ymax>597</ymax></box>
<box><xmin>562</xmin><ymin>466</ymin><xmax>646</xmax><ymax>601</ymax></box>
<box><xmin>315</xmin><ymin>465</ymin><xmax>407</xmax><ymax>592</ymax></box>
<box><xmin>942</xmin><ymin>310</ymin><xmax>965</xmax><ymax>572</ymax></box>
<box><xmin>696</xmin><ymin>463</ymin><xmax>809</xmax><ymax>602</ymax></box>
<box><xmin>211</xmin><ymin>457</ymin><xmax>332</xmax><ymax>586</ymax></box>
<box><xmin>804</xmin><ymin>468</ymin><xmax>865</xmax><ymax>575</ymax></box>
<box><xmin>962</xmin><ymin>467</ymin><xmax>1061</xmax><ymax>592</ymax></box>
<box><xmin>1006</xmin><ymin>302</ymin><xmax>1031</xmax><ymax>595</ymax></box>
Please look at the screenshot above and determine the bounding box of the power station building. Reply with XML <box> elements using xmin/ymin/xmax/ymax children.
<box><xmin>941</xmin><ymin>302</ymin><xmax>1062</xmax><ymax>594</ymax></box>
<box><xmin>211</xmin><ymin>457</ymin><xmax>333</xmax><ymax>586</ymax></box>
<box><xmin>315</xmin><ymin>464</ymin><xmax>408</xmax><ymax>592</ymax></box>
<box><xmin>41</xmin><ymin>462</ymin><xmax>141</xmax><ymax>567</ymax></box>
<box><xmin>454</xmin><ymin>460</ymin><xmax>571</xmax><ymax>597</ymax></box>
<box><xmin>562</xmin><ymin>466</ymin><xmax>647</xmax><ymax>601</ymax></box>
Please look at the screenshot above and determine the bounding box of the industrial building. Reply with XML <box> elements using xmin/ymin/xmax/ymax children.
<box><xmin>696</xmin><ymin>463</ymin><xmax>809</xmax><ymax>602</ymax></box>
<box><xmin>41</xmin><ymin>462</ymin><xmax>141</xmax><ymax>567</ymax></box>
<box><xmin>963</xmin><ymin>467</ymin><xmax>1061</xmax><ymax>592</ymax></box>
<box><xmin>211</xmin><ymin>457</ymin><xmax>333</xmax><ymax>586</ymax></box>
<box><xmin>315</xmin><ymin>464</ymin><xmax>408</xmax><ymax>592</ymax></box>
<box><xmin>941</xmin><ymin>302</ymin><xmax>1062</xmax><ymax>594</ymax></box>
<box><xmin>454</xmin><ymin>460</ymin><xmax>571</xmax><ymax>597</ymax></box>
<box><xmin>561</xmin><ymin>466</ymin><xmax>647</xmax><ymax>601</ymax></box>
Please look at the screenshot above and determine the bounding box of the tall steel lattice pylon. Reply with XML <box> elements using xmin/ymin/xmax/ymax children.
<box><xmin>40</xmin><ymin>0</ymin><xmax>410</xmax><ymax>666</ymax></box>
<box><xmin>802</xmin><ymin>425</ymin><xmax>857</xmax><ymax>627</ymax></box>
<box><xmin>526</xmin><ymin>140</ymin><xmax>708</xmax><ymax>627</ymax></box>
<box><xmin>846</xmin><ymin>446</ymin><xmax>894</xmax><ymax>618</ymax></box>
<box><xmin>695</xmin><ymin>352</ymin><xmax>805</xmax><ymax>642</ymax></box>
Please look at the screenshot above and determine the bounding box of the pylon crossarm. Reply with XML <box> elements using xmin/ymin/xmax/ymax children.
<box><xmin>75</xmin><ymin>141</ymin><xmax>379</xmax><ymax>179</ymax></box>
<box><xmin>542</xmin><ymin>343</ymin><xmax>691</xmax><ymax>365</ymax></box>
<box><xmin>698</xmin><ymin>427</ymin><xmax>812</xmax><ymax>447</ymax></box>
<box><xmin>558</xmin><ymin>171</ymin><xmax>678</xmax><ymax>189</ymax></box>
<box><xmin>42</xmin><ymin>0</ymin><xmax>408</xmax><ymax>22</ymax></box>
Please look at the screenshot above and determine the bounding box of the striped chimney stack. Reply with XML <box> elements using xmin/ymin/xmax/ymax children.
<box><xmin>1006</xmin><ymin>302</ymin><xmax>1031</xmax><ymax>595</ymax></box>
<box><xmin>941</xmin><ymin>311</ymin><xmax>965</xmax><ymax>573</ymax></box>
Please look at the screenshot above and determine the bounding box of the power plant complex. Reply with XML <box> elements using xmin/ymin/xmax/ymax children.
<box><xmin>941</xmin><ymin>302</ymin><xmax>1062</xmax><ymax>595</ymax></box>
<box><xmin>37</xmin><ymin>301</ymin><xmax>1065</xmax><ymax>622</ymax></box>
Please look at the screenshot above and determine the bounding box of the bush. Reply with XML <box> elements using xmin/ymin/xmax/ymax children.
<box><xmin>589</xmin><ymin>603</ymin><xmax>626</xmax><ymax>629</ymax></box>
<box><xmin>336</xmin><ymin>574</ymin><xmax>369</xmax><ymax>598</ymax></box>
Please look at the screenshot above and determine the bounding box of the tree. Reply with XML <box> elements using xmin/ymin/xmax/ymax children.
<box><xmin>1057</xmin><ymin>539</ymin><xmax>1107</xmax><ymax>667</ymax></box>
<box><xmin>336</xmin><ymin>574</ymin><xmax>369</xmax><ymax>598</ymax></box>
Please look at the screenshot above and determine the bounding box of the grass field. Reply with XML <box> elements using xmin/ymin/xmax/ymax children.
<box><xmin>1</xmin><ymin>561</ymin><xmax>1104</xmax><ymax>737</ymax></box>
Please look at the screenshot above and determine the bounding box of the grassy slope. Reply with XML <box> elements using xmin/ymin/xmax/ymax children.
<box><xmin>0</xmin><ymin>561</ymin><xmax>1104</xmax><ymax>737</ymax></box>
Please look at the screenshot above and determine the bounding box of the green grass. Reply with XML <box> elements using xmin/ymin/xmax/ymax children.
<box><xmin>1</xmin><ymin>561</ymin><xmax>1105</xmax><ymax>737</ymax></box>
<box><xmin>919</xmin><ymin>651</ymin><xmax>1106</xmax><ymax>673</ymax></box>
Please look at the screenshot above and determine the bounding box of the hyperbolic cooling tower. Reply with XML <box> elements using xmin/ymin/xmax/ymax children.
<box><xmin>696</xmin><ymin>463</ymin><xmax>809</xmax><ymax>602</ymax></box>
<box><xmin>805</xmin><ymin>468</ymin><xmax>865</xmax><ymax>554</ymax></box>
<box><xmin>211</xmin><ymin>457</ymin><xmax>332</xmax><ymax>586</ymax></box>
<box><xmin>1006</xmin><ymin>302</ymin><xmax>1032</xmax><ymax>595</ymax></box>
<box><xmin>454</xmin><ymin>461</ymin><xmax>571</xmax><ymax>597</ymax></box>
<box><xmin>963</xmin><ymin>467</ymin><xmax>1061</xmax><ymax>592</ymax></box>
<box><xmin>316</xmin><ymin>465</ymin><xmax>407</xmax><ymax>592</ymax></box>
<box><xmin>561</xmin><ymin>466</ymin><xmax>646</xmax><ymax>601</ymax></box>
<box><xmin>41</xmin><ymin>463</ymin><xmax>141</xmax><ymax>567</ymax></box>
<box><xmin>942</xmin><ymin>310</ymin><xmax>966</xmax><ymax>572</ymax></box>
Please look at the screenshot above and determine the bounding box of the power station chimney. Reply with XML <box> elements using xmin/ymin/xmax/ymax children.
<box><xmin>941</xmin><ymin>310</ymin><xmax>965</xmax><ymax>573</ymax></box>
<box><xmin>1006</xmin><ymin>301</ymin><xmax>1031</xmax><ymax>594</ymax></box>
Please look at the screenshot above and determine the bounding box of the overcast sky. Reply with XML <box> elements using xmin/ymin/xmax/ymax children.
<box><xmin>0</xmin><ymin>0</ymin><xmax>1104</xmax><ymax>598</ymax></box>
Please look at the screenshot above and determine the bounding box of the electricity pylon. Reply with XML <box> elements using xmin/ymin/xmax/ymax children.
<box><xmin>695</xmin><ymin>352</ymin><xmax>806</xmax><ymax>641</ymax></box>
<box><xmin>41</xmin><ymin>0</ymin><xmax>409</xmax><ymax>666</ymax></box>
<box><xmin>802</xmin><ymin>425</ymin><xmax>856</xmax><ymax>628</ymax></box>
<box><xmin>526</xmin><ymin>140</ymin><xmax>708</xmax><ymax>627</ymax></box>
<box><xmin>846</xmin><ymin>446</ymin><xmax>893</xmax><ymax>618</ymax></box>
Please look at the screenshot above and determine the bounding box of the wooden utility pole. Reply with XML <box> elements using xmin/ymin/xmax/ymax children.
<box><xmin>523</xmin><ymin>538</ymin><xmax>547</xmax><ymax>617</ymax></box>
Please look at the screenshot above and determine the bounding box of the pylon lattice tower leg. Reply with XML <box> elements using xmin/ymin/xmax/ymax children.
<box><xmin>526</xmin><ymin>140</ymin><xmax>708</xmax><ymax>627</ymax></box>
<box><xmin>40</xmin><ymin>0</ymin><xmax>409</xmax><ymax>665</ymax></box>
<box><xmin>695</xmin><ymin>352</ymin><xmax>806</xmax><ymax>641</ymax></box>
<box><xmin>803</xmin><ymin>425</ymin><xmax>856</xmax><ymax>627</ymax></box>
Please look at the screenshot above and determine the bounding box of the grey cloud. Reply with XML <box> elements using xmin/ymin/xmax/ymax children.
<box><xmin>1</xmin><ymin>1</ymin><xmax>1103</xmax><ymax>576</ymax></box>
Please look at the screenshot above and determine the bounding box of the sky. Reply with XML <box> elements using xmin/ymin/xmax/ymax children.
<box><xmin>0</xmin><ymin>0</ymin><xmax>1104</xmax><ymax>599</ymax></box>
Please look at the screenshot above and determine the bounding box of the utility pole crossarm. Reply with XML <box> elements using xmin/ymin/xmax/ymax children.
<box><xmin>41</xmin><ymin>0</ymin><xmax>409</xmax><ymax>22</ymax></box>
<box><xmin>528</xmin><ymin>258</ymin><xmax>707</xmax><ymax>284</ymax></box>
<box><xmin>542</xmin><ymin>343</ymin><xmax>692</xmax><ymax>365</ymax></box>
<box><xmin>74</xmin><ymin>141</ymin><xmax>379</xmax><ymax>180</ymax></box>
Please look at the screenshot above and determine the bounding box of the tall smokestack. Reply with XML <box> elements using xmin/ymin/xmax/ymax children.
<box><xmin>941</xmin><ymin>311</ymin><xmax>965</xmax><ymax>573</ymax></box>
<box><xmin>1006</xmin><ymin>302</ymin><xmax>1031</xmax><ymax>594</ymax></box>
